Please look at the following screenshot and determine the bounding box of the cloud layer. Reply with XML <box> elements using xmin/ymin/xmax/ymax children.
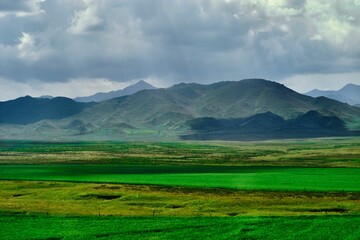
<box><xmin>0</xmin><ymin>0</ymin><xmax>360</xmax><ymax>99</ymax></box>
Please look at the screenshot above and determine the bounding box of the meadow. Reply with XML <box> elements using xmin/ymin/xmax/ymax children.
<box><xmin>0</xmin><ymin>138</ymin><xmax>359</xmax><ymax>167</ymax></box>
<box><xmin>1</xmin><ymin>180</ymin><xmax>359</xmax><ymax>217</ymax></box>
<box><xmin>0</xmin><ymin>139</ymin><xmax>359</xmax><ymax>239</ymax></box>
<box><xmin>1</xmin><ymin>214</ymin><xmax>360</xmax><ymax>240</ymax></box>
<box><xmin>1</xmin><ymin>165</ymin><xmax>360</xmax><ymax>192</ymax></box>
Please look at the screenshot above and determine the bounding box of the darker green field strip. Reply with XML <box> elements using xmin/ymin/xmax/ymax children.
<box><xmin>1</xmin><ymin>214</ymin><xmax>360</xmax><ymax>240</ymax></box>
<box><xmin>1</xmin><ymin>139</ymin><xmax>360</xmax><ymax>167</ymax></box>
<box><xmin>1</xmin><ymin>165</ymin><xmax>359</xmax><ymax>192</ymax></box>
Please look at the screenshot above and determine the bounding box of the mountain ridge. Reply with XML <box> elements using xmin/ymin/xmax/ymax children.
<box><xmin>182</xmin><ymin>110</ymin><xmax>351</xmax><ymax>141</ymax></box>
<box><xmin>0</xmin><ymin>96</ymin><xmax>91</xmax><ymax>125</ymax></box>
<box><xmin>73</xmin><ymin>80</ymin><xmax>157</xmax><ymax>102</ymax></box>
<box><xmin>306</xmin><ymin>83</ymin><xmax>360</xmax><ymax>105</ymax></box>
<box><xmin>1</xmin><ymin>79</ymin><xmax>360</xmax><ymax>140</ymax></box>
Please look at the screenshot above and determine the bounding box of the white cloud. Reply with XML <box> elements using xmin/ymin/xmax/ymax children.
<box><xmin>0</xmin><ymin>77</ymin><xmax>35</xmax><ymax>101</ymax></box>
<box><xmin>0</xmin><ymin>0</ymin><xmax>360</xmax><ymax>99</ymax></box>
<box><xmin>17</xmin><ymin>32</ymin><xmax>52</xmax><ymax>61</ymax></box>
<box><xmin>68</xmin><ymin>0</ymin><xmax>104</xmax><ymax>34</ymax></box>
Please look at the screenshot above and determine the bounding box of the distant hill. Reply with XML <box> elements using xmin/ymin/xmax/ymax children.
<box><xmin>306</xmin><ymin>84</ymin><xmax>360</xmax><ymax>105</ymax></box>
<box><xmin>187</xmin><ymin>112</ymin><xmax>286</xmax><ymax>132</ymax></box>
<box><xmin>74</xmin><ymin>80</ymin><xmax>157</xmax><ymax>102</ymax></box>
<box><xmin>0</xmin><ymin>96</ymin><xmax>90</xmax><ymax>125</ymax></box>
<box><xmin>1</xmin><ymin>79</ymin><xmax>360</xmax><ymax>140</ymax></box>
<box><xmin>284</xmin><ymin>110</ymin><xmax>346</xmax><ymax>130</ymax></box>
<box><xmin>182</xmin><ymin>110</ymin><xmax>351</xmax><ymax>140</ymax></box>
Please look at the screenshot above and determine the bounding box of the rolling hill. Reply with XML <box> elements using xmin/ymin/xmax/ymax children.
<box><xmin>306</xmin><ymin>84</ymin><xmax>360</xmax><ymax>105</ymax></box>
<box><xmin>73</xmin><ymin>80</ymin><xmax>156</xmax><ymax>102</ymax></box>
<box><xmin>0</xmin><ymin>96</ymin><xmax>91</xmax><ymax>125</ymax></box>
<box><xmin>182</xmin><ymin>110</ymin><xmax>351</xmax><ymax>141</ymax></box>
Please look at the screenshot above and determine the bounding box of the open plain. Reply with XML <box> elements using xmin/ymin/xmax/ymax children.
<box><xmin>0</xmin><ymin>139</ymin><xmax>359</xmax><ymax>239</ymax></box>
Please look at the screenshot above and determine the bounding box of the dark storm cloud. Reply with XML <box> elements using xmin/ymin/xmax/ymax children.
<box><xmin>0</xmin><ymin>0</ymin><xmax>360</xmax><ymax>88</ymax></box>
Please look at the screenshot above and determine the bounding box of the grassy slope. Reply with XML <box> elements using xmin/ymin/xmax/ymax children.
<box><xmin>1</xmin><ymin>214</ymin><xmax>360</xmax><ymax>240</ymax></box>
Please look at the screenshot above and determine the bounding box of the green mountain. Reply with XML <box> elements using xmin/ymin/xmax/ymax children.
<box><xmin>182</xmin><ymin>110</ymin><xmax>351</xmax><ymax>141</ymax></box>
<box><xmin>0</xmin><ymin>96</ymin><xmax>91</xmax><ymax>125</ymax></box>
<box><xmin>65</xmin><ymin>79</ymin><xmax>360</xmax><ymax>127</ymax></box>
<box><xmin>187</xmin><ymin>112</ymin><xmax>286</xmax><ymax>132</ymax></box>
<box><xmin>284</xmin><ymin>110</ymin><xmax>346</xmax><ymax>131</ymax></box>
<box><xmin>1</xmin><ymin>79</ymin><xmax>360</xmax><ymax>140</ymax></box>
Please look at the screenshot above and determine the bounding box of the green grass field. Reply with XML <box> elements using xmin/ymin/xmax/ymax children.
<box><xmin>0</xmin><ymin>139</ymin><xmax>359</xmax><ymax>239</ymax></box>
<box><xmin>1</xmin><ymin>214</ymin><xmax>360</xmax><ymax>240</ymax></box>
<box><xmin>1</xmin><ymin>181</ymin><xmax>358</xmax><ymax>217</ymax></box>
<box><xmin>1</xmin><ymin>165</ymin><xmax>359</xmax><ymax>192</ymax></box>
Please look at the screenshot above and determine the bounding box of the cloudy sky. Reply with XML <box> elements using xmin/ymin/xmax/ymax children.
<box><xmin>0</xmin><ymin>0</ymin><xmax>360</xmax><ymax>100</ymax></box>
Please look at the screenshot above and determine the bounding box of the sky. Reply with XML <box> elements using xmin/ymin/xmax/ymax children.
<box><xmin>0</xmin><ymin>0</ymin><xmax>360</xmax><ymax>101</ymax></box>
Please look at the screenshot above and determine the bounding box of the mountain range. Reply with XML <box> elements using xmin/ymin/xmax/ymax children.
<box><xmin>73</xmin><ymin>80</ymin><xmax>156</xmax><ymax>102</ymax></box>
<box><xmin>306</xmin><ymin>83</ymin><xmax>360</xmax><ymax>106</ymax></box>
<box><xmin>1</xmin><ymin>79</ymin><xmax>360</xmax><ymax>140</ymax></box>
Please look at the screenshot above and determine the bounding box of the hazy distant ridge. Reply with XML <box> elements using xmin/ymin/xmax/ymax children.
<box><xmin>73</xmin><ymin>80</ymin><xmax>157</xmax><ymax>102</ymax></box>
<box><xmin>306</xmin><ymin>84</ymin><xmax>360</xmax><ymax>105</ymax></box>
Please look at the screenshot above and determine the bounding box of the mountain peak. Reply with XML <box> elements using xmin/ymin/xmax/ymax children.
<box><xmin>341</xmin><ymin>83</ymin><xmax>359</xmax><ymax>90</ymax></box>
<box><xmin>134</xmin><ymin>80</ymin><xmax>149</xmax><ymax>85</ymax></box>
<box><xmin>74</xmin><ymin>80</ymin><xmax>157</xmax><ymax>102</ymax></box>
<box><xmin>301</xmin><ymin>110</ymin><xmax>323</xmax><ymax>118</ymax></box>
<box><xmin>123</xmin><ymin>80</ymin><xmax>156</xmax><ymax>91</ymax></box>
<box><xmin>306</xmin><ymin>83</ymin><xmax>360</xmax><ymax>105</ymax></box>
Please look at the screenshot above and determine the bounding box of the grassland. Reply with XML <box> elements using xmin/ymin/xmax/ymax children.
<box><xmin>1</xmin><ymin>214</ymin><xmax>360</xmax><ymax>240</ymax></box>
<box><xmin>0</xmin><ymin>139</ymin><xmax>359</xmax><ymax>239</ymax></box>
<box><xmin>0</xmin><ymin>138</ymin><xmax>359</xmax><ymax>167</ymax></box>
<box><xmin>1</xmin><ymin>165</ymin><xmax>360</xmax><ymax>192</ymax></box>
<box><xmin>1</xmin><ymin>180</ymin><xmax>359</xmax><ymax>217</ymax></box>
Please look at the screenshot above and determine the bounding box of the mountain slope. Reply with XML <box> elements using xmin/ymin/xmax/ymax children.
<box><xmin>74</xmin><ymin>80</ymin><xmax>157</xmax><ymax>102</ymax></box>
<box><xmin>0</xmin><ymin>96</ymin><xmax>90</xmax><ymax>125</ymax></box>
<box><xmin>306</xmin><ymin>84</ymin><xmax>360</xmax><ymax>105</ymax></box>
<box><xmin>66</xmin><ymin>79</ymin><xmax>360</xmax><ymax>129</ymax></box>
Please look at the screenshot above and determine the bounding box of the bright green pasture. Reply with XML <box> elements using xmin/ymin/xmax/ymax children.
<box><xmin>1</xmin><ymin>165</ymin><xmax>359</xmax><ymax>192</ymax></box>
<box><xmin>1</xmin><ymin>214</ymin><xmax>359</xmax><ymax>240</ymax></box>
